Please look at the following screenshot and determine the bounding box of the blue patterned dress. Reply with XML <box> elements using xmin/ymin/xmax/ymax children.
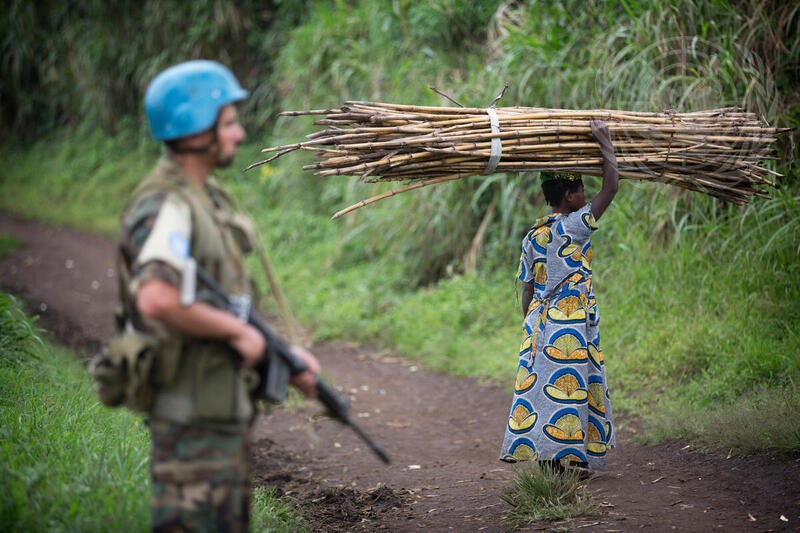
<box><xmin>500</xmin><ymin>204</ymin><xmax>615</xmax><ymax>470</ymax></box>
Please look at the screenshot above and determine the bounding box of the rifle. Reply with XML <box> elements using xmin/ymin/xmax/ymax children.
<box><xmin>189</xmin><ymin>261</ymin><xmax>390</xmax><ymax>464</ymax></box>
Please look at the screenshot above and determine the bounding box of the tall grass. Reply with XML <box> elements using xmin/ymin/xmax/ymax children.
<box><xmin>266</xmin><ymin>0</ymin><xmax>797</xmax><ymax>283</ymax></box>
<box><xmin>597</xmin><ymin>188</ymin><xmax>800</xmax><ymax>450</ymax></box>
<box><xmin>0</xmin><ymin>293</ymin><xmax>150</xmax><ymax>531</ymax></box>
<box><xmin>0</xmin><ymin>127</ymin><xmax>157</xmax><ymax>234</ymax></box>
<box><xmin>500</xmin><ymin>463</ymin><xmax>597</xmax><ymax>528</ymax></box>
<box><xmin>599</xmin><ymin>191</ymin><xmax>800</xmax><ymax>386</ymax></box>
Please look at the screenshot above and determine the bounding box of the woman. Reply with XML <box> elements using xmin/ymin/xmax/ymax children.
<box><xmin>500</xmin><ymin>120</ymin><xmax>619</xmax><ymax>474</ymax></box>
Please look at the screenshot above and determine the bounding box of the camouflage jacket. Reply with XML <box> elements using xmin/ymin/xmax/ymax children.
<box><xmin>117</xmin><ymin>156</ymin><xmax>259</xmax><ymax>427</ymax></box>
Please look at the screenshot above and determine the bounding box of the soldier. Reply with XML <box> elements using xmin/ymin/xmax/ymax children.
<box><xmin>120</xmin><ymin>59</ymin><xmax>320</xmax><ymax>531</ymax></box>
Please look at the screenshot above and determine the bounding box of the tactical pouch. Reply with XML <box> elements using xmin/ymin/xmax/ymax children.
<box><xmin>192</xmin><ymin>346</ymin><xmax>238</xmax><ymax>420</ymax></box>
<box><xmin>90</xmin><ymin>329</ymin><xmax>157</xmax><ymax>413</ymax></box>
<box><xmin>153</xmin><ymin>335</ymin><xmax>182</xmax><ymax>387</ymax></box>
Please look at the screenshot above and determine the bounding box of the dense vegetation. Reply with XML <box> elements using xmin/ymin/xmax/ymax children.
<box><xmin>2</xmin><ymin>0</ymin><xmax>798</xmax><ymax>459</ymax></box>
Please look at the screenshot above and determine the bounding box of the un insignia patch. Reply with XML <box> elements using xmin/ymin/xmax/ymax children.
<box><xmin>168</xmin><ymin>231</ymin><xmax>189</xmax><ymax>259</ymax></box>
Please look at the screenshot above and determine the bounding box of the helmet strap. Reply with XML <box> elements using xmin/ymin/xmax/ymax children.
<box><xmin>166</xmin><ymin>127</ymin><xmax>218</xmax><ymax>155</ymax></box>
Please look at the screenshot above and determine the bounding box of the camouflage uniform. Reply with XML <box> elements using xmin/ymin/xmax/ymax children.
<box><xmin>149</xmin><ymin>420</ymin><xmax>250</xmax><ymax>532</ymax></box>
<box><xmin>118</xmin><ymin>156</ymin><xmax>260</xmax><ymax>532</ymax></box>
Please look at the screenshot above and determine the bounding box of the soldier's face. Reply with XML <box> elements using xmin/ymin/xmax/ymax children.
<box><xmin>215</xmin><ymin>105</ymin><xmax>246</xmax><ymax>168</ymax></box>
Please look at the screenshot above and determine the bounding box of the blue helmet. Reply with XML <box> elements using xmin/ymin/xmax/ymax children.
<box><xmin>144</xmin><ymin>60</ymin><xmax>249</xmax><ymax>141</ymax></box>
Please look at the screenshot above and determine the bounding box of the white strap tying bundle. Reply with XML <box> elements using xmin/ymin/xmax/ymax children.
<box><xmin>484</xmin><ymin>107</ymin><xmax>502</xmax><ymax>174</ymax></box>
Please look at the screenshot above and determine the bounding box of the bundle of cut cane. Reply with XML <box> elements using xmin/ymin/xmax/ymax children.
<box><xmin>250</xmin><ymin>99</ymin><xmax>787</xmax><ymax>218</ymax></box>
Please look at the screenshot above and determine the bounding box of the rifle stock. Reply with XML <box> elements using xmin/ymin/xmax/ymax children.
<box><xmin>195</xmin><ymin>267</ymin><xmax>390</xmax><ymax>464</ymax></box>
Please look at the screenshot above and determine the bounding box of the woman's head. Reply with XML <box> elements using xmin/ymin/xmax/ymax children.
<box><xmin>540</xmin><ymin>172</ymin><xmax>585</xmax><ymax>210</ymax></box>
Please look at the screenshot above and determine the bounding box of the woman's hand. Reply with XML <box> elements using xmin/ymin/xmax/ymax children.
<box><xmin>590</xmin><ymin>119</ymin><xmax>613</xmax><ymax>148</ymax></box>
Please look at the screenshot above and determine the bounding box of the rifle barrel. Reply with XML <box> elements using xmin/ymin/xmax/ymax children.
<box><xmin>317</xmin><ymin>380</ymin><xmax>391</xmax><ymax>464</ymax></box>
<box><xmin>195</xmin><ymin>266</ymin><xmax>391</xmax><ymax>464</ymax></box>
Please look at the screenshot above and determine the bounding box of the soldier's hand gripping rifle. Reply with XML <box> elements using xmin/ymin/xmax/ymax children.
<box><xmin>183</xmin><ymin>259</ymin><xmax>390</xmax><ymax>464</ymax></box>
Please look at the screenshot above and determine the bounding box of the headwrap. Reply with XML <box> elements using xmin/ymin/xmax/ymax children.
<box><xmin>540</xmin><ymin>171</ymin><xmax>582</xmax><ymax>183</ymax></box>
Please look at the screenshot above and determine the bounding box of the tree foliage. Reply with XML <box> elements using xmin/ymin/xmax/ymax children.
<box><xmin>0</xmin><ymin>0</ymin><xmax>317</xmax><ymax>139</ymax></box>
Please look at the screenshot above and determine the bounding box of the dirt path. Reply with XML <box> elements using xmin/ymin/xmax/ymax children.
<box><xmin>2</xmin><ymin>212</ymin><xmax>799</xmax><ymax>532</ymax></box>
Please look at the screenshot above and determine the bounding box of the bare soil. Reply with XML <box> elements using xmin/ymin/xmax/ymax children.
<box><xmin>2</xmin><ymin>212</ymin><xmax>799</xmax><ymax>533</ymax></box>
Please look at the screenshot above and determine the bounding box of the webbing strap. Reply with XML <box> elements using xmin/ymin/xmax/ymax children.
<box><xmin>484</xmin><ymin>108</ymin><xmax>502</xmax><ymax>174</ymax></box>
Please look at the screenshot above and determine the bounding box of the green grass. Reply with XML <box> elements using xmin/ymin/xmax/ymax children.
<box><xmin>251</xmin><ymin>486</ymin><xmax>311</xmax><ymax>533</ymax></box>
<box><xmin>248</xmin><ymin>175</ymin><xmax>800</xmax><ymax>454</ymax></box>
<box><xmin>648</xmin><ymin>383</ymin><xmax>800</xmax><ymax>455</ymax></box>
<box><xmin>0</xmin><ymin>292</ymin><xmax>150</xmax><ymax>531</ymax></box>
<box><xmin>500</xmin><ymin>463</ymin><xmax>597</xmax><ymax>529</ymax></box>
<box><xmin>595</xmin><ymin>188</ymin><xmax>800</xmax><ymax>451</ymax></box>
<box><xmin>0</xmin><ymin>232</ymin><xmax>20</xmax><ymax>257</ymax></box>
<box><xmin>0</xmin><ymin>292</ymin><xmax>308</xmax><ymax>531</ymax></box>
<box><xmin>0</xmin><ymin>129</ymin><xmax>157</xmax><ymax>236</ymax></box>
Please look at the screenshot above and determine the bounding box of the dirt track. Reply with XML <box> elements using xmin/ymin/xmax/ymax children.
<box><xmin>2</xmin><ymin>211</ymin><xmax>799</xmax><ymax>532</ymax></box>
